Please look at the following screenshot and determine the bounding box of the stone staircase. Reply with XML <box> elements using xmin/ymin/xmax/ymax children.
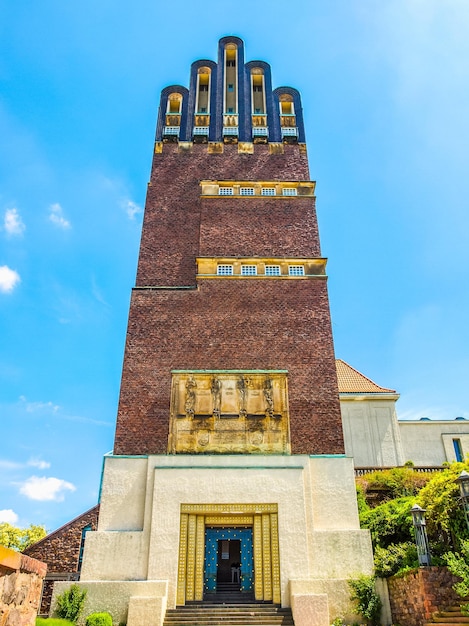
<box><xmin>164</xmin><ymin>596</ymin><xmax>294</xmax><ymax>626</ymax></box>
<box><xmin>425</xmin><ymin>605</ymin><xmax>469</xmax><ymax>626</ymax></box>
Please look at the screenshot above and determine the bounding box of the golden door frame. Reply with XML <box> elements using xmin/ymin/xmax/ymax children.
<box><xmin>177</xmin><ymin>504</ymin><xmax>281</xmax><ymax>606</ymax></box>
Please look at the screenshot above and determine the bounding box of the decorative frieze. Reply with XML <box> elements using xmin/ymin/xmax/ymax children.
<box><xmin>168</xmin><ymin>371</ymin><xmax>290</xmax><ymax>454</ymax></box>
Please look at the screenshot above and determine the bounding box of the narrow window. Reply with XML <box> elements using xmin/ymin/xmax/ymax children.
<box><xmin>78</xmin><ymin>524</ymin><xmax>92</xmax><ymax>572</ymax></box>
<box><xmin>282</xmin><ymin>188</ymin><xmax>297</xmax><ymax>196</ymax></box>
<box><xmin>261</xmin><ymin>188</ymin><xmax>276</xmax><ymax>196</ymax></box>
<box><xmin>288</xmin><ymin>265</ymin><xmax>305</xmax><ymax>276</ymax></box>
<box><xmin>453</xmin><ymin>438</ymin><xmax>464</xmax><ymax>462</ymax></box>
<box><xmin>217</xmin><ymin>265</ymin><xmax>234</xmax><ymax>276</ymax></box>
<box><xmin>224</xmin><ymin>45</ymin><xmax>238</xmax><ymax>114</ymax></box>
<box><xmin>219</xmin><ymin>187</ymin><xmax>233</xmax><ymax>195</ymax></box>
<box><xmin>240</xmin><ymin>187</ymin><xmax>255</xmax><ymax>196</ymax></box>
<box><xmin>241</xmin><ymin>265</ymin><xmax>257</xmax><ymax>276</ymax></box>
<box><xmin>265</xmin><ymin>265</ymin><xmax>281</xmax><ymax>276</ymax></box>
<box><xmin>251</xmin><ymin>70</ymin><xmax>266</xmax><ymax>116</ymax></box>
<box><xmin>196</xmin><ymin>69</ymin><xmax>211</xmax><ymax>115</ymax></box>
<box><xmin>280</xmin><ymin>97</ymin><xmax>294</xmax><ymax>116</ymax></box>
<box><xmin>167</xmin><ymin>93</ymin><xmax>182</xmax><ymax>115</ymax></box>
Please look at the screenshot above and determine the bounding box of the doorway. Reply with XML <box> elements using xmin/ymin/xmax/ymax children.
<box><xmin>217</xmin><ymin>539</ymin><xmax>241</xmax><ymax>583</ymax></box>
<box><xmin>204</xmin><ymin>527</ymin><xmax>253</xmax><ymax>594</ymax></box>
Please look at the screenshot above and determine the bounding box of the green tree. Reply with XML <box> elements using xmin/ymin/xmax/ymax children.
<box><xmin>0</xmin><ymin>522</ymin><xmax>46</xmax><ymax>551</ymax></box>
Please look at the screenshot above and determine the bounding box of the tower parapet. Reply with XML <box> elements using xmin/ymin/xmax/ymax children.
<box><xmin>155</xmin><ymin>36</ymin><xmax>305</xmax><ymax>144</ymax></box>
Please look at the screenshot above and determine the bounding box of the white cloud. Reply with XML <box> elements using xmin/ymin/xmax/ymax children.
<box><xmin>48</xmin><ymin>203</ymin><xmax>71</xmax><ymax>229</ymax></box>
<box><xmin>0</xmin><ymin>509</ymin><xmax>19</xmax><ymax>524</ymax></box>
<box><xmin>122</xmin><ymin>199</ymin><xmax>142</xmax><ymax>220</ymax></box>
<box><xmin>28</xmin><ymin>458</ymin><xmax>51</xmax><ymax>470</ymax></box>
<box><xmin>0</xmin><ymin>265</ymin><xmax>20</xmax><ymax>293</ymax></box>
<box><xmin>4</xmin><ymin>208</ymin><xmax>25</xmax><ymax>236</ymax></box>
<box><xmin>19</xmin><ymin>476</ymin><xmax>76</xmax><ymax>502</ymax></box>
<box><xmin>19</xmin><ymin>396</ymin><xmax>60</xmax><ymax>414</ymax></box>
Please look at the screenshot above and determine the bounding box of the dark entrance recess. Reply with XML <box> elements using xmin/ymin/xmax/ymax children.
<box><xmin>217</xmin><ymin>539</ymin><xmax>241</xmax><ymax>583</ymax></box>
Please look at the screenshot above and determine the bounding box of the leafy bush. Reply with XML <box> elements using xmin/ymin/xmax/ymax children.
<box><xmin>444</xmin><ymin>539</ymin><xmax>469</xmax><ymax>615</ymax></box>
<box><xmin>373</xmin><ymin>541</ymin><xmax>418</xmax><ymax>577</ymax></box>
<box><xmin>55</xmin><ymin>585</ymin><xmax>87</xmax><ymax>623</ymax></box>
<box><xmin>85</xmin><ymin>613</ymin><xmax>113</xmax><ymax>626</ymax></box>
<box><xmin>360</xmin><ymin>496</ymin><xmax>415</xmax><ymax>548</ymax></box>
<box><xmin>356</xmin><ymin>467</ymin><xmax>432</xmax><ymax>502</ymax></box>
<box><xmin>349</xmin><ymin>574</ymin><xmax>382</xmax><ymax>625</ymax></box>
<box><xmin>417</xmin><ymin>463</ymin><xmax>469</xmax><ymax>549</ymax></box>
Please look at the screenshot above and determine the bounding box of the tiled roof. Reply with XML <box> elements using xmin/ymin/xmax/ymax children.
<box><xmin>335</xmin><ymin>359</ymin><xmax>396</xmax><ymax>394</ymax></box>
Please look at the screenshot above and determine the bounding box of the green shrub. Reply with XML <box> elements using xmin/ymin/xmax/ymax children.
<box><xmin>55</xmin><ymin>584</ymin><xmax>87</xmax><ymax>623</ymax></box>
<box><xmin>373</xmin><ymin>541</ymin><xmax>418</xmax><ymax>577</ymax></box>
<box><xmin>356</xmin><ymin>467</ymin><xmax>431</xmax><ymax>502</ymax></box>
<box><xmin>444</xmin><ymin>539</ymin><xmax>469</xmax><ymax>615</ymax></box>
<box><xmin>85</xmin><ymin>613</ymin><xmax>113</xmax><ymax>626</ymax></box>
<box><xmin>349</xmin><ymin>574</ymin><xmax>382</xmax><ymax>626</ymax></box>
<box><xmin>360</xmin><ymin>496</ymin><xmax>415</xmax><ymax>548</ymax></box>
<box><xmin>417</xmin><ymin>464</ymin><xmax>469</xmax><ymax>549</ymax></box>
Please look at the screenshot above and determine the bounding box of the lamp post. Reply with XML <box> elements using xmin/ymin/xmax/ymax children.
<box><xmin>456</xmin><ymin>470</ymin><xmax>469</xmax><ymax>531</ymax></box>
<box><xmin>411</xmin><ymin>504</ymin><xmax>431</xmax><ymax>566</ymax></box>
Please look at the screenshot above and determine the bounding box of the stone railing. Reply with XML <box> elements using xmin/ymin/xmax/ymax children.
<box><xmin>355</xmin><ymin>466</ymin><xmax>444</xmax><ymax>476</ymax></box>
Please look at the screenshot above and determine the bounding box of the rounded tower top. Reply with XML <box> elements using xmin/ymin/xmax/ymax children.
<box><xmin>155</xmin><ymin>36</ymin><xmax>305</xmax><ymax>144</ymax></box>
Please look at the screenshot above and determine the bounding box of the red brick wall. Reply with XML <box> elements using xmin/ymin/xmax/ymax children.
<box><xmin>115</xmin><ymin>140</ymin><xmax>343</xmax><ymax>456</ymax></box>
<box><xmin>136</xmin><ymin>143</ymin><xmax>312</xmax><ymax>287</ymax></box>
<box><xmin>23</xmin><ymin>506</ymin><xmax>99</xmax><ymax>615</ymax></box>
<box><xmin>387</xmin><ymin>567</ymin><xmax>462</xmax><ymax>626</ymax></box>
<box><xmin>24</xmin><ymin>506</ymin><xmax>99</xmax><ymax>573</ymax></box>
<box><xmin>199</xmin><ymin>196</ymin><xmax>320</xmax><ymax>259</ymax></box>
<box><xmin>114</xmin><ymin>279</ymin><xmax>343</xmax><ymax>455</ymax></box>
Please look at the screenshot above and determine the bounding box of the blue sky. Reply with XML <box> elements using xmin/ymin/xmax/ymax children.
<box><xmin>1</xmin><ymin>1</ymin><xmax>468</xmax><ymax>532</ymax></box>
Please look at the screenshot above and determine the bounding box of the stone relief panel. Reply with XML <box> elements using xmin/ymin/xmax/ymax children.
<box><xmin>168</xmin><ymin>371</ymin><xmax>290</xmax><ymax>454</ymax></box>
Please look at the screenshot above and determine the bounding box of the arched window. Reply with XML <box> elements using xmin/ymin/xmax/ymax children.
<box><xmin>224</xmin><ymin>44</ymin><xmax>238</xmax><ymax>115</ymax></box>
<box><xmin>251</xmin><ymin>68</ymin><xmax>265</xmax><ymax>115</ymax></box>
<box><xmin>167</xmin><ymin>92</ymin><xmax>183</xmax><ymax>116</ymax></box>
<box><xmin>196</xmin><ymin>68</ymin><xmax>211</xmax><ymax>114</ymax></box>
<box><xmin>279</xmin><ymin>93</ymin><xmax>295</xmax><ymax>117</ymax></box>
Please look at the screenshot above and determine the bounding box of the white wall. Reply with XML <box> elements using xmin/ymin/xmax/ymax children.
<box><xmin>340</xmin><ymin>395</ymin><xmax>405</xmax><ymax>467</ymax></box>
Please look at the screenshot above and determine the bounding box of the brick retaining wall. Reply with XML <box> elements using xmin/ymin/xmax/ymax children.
<box><xmin>388</xmin><ymin>566</ymin><xmax>462</xmax><ymax>626</ymax></box>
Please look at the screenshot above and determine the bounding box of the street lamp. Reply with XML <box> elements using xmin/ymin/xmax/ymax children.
<box><xmin>456</xmin><ymin>470</ymin><xmax>469</xmax><ymax>531</ymax></box>
<box><xmin>411</xmin><ymin>504</ymin><xmax>431</xmax><ymax>566</ymax></box>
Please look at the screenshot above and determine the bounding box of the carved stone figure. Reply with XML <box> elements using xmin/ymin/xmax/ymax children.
<box><xmin>211</xmin><ymin>376</ymin><xmax>221</xmax><ymax>417</ymax></box>
<box><xmin>237</xmin><ymin>376</ymin><xmax>248</xmax><ymax>417</ymax></box>
<box><xmin>184</xmin><ymin>376</ymin><xmax>197</xmax><ymax>418</ymax></box>
<box><xmin>263</xmin><ymin>377</ymin><xmax>274</xmax><ymax>417</ymax></box>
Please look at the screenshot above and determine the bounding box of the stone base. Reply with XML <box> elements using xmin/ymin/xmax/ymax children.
<box><xmin>51</xmin><ymin>581</ymin><xmax>168</xmax><ymax>626</ymax></box>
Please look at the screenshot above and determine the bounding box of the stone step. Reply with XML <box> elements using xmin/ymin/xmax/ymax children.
<box><xmin>163</xmin><ymin>604</ymin><xmax>294</xmax><ymax>626</ymax></box>
<box><xmin>423</xmin><ymin>621</ymin><xmax>467</xmax><ymax>626</ymax></box>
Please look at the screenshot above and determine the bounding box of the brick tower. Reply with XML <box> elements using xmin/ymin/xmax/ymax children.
<box><xmin>65</xmin><ymin>37</ymin><xmax>374</xmax><ymax>626</ymax></box>
<box><xmin>114</xmin><ymin>35</ymin><xmax>343</xmax><ymax>459</ymax></box>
